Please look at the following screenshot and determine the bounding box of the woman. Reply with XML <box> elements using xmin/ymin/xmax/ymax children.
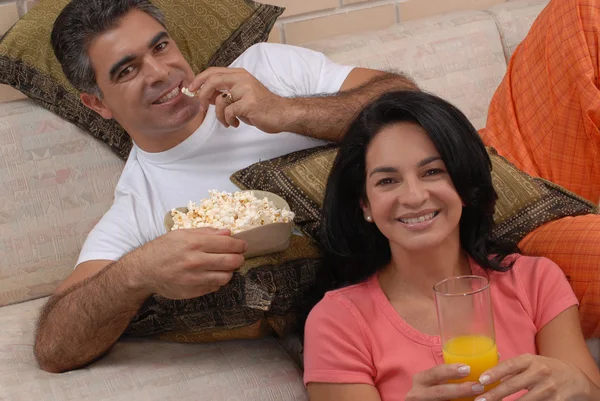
<box><xmin>303</xmin><ymin>91</ymin><xmax>600</xmax><ymax>401</ymax></box>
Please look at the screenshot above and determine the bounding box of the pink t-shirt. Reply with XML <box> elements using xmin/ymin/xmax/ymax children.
<box><xmin>303</xmin><ymin>255</ymin><xmax>579</xmax><ymax>401</ymax></box>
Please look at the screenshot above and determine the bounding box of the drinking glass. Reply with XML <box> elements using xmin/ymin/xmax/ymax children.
<box><xmin>434</xmin><ymin>275</ymin><xmax>498</xmax><ymax>401</ymax></box>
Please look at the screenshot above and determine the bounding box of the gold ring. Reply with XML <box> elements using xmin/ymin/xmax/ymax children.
<box><xmin>222</xmin><ymin>91</ymin><xmax>234</xmax><ymax>105</ymax></box>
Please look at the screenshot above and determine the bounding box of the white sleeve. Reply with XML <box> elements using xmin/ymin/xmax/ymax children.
<box><xmin>230</xmin><ymin>42</ymin><xmax>354</xmax><ymax>97</ymax></box>
<box><xmin>75</xmin><ymin>193</ymin><xmax>144</xmax><ymax>268</ymax></box>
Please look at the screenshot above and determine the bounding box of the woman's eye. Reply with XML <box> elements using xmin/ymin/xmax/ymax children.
<box><xmin>424</xmin><ymin>169</ymin><xmax>444</xmax><ymax>177</ymax></box>
<box><xmin>376</xmin><ymin>178</ymin><xmax>395</xmax><ymax>186</ymax></box>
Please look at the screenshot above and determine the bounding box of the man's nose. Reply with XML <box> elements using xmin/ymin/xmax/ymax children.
<box><xmin>144</xmin><ymin>56</ymin><xmax>170</xmax><ymax>84</ymax></box>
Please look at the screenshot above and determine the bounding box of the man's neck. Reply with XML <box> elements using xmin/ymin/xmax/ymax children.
<box><xmin>130</xmin><ymin>108</ymin><xmax>206</xmax><ymax>153</ymax></box>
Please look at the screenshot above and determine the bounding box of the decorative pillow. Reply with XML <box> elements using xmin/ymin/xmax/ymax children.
<box><xmin>124</xmin><ymin>236</ymin><xmax>326</xmax><ymax>342</ymax></box>
<box><xmin>0</xmin><ymin>0</ymin><xmax>283</xmax><ymax>160</ymax></box>
<box><xmin>230</xmin><ymin>144</ymin><xmax>598</xmax><ymax>245</ymax></box>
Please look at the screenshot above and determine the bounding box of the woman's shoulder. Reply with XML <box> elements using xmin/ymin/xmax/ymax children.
<box><xmin>494</xmin><ymin>254</ymin><xmax>563</xmax><ymax>277</ymax></box>
<box><xmin>307</xmin><ymin>277</ymin><xmax>377</xmax><ymax>326</ymax></box>
<box><xmin>486</xmin><ymin>254</ymin><xmax>572</xmax><ymax>299</ymax></box>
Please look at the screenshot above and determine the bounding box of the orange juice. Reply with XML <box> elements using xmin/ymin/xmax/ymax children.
<box><xmin>443</xmin><ymin>335</ymin><xmax>499</xmax><ymax>401</ymax></box>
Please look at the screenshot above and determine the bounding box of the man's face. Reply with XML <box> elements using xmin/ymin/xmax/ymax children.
<box><xmin>85</xmin><ymin>9</ymin><xmax>201</xmax><ymax>138</ymax></box>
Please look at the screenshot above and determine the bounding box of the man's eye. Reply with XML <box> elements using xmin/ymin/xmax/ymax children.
<box><xmin>119</xmin><ymin>66</ymin><xmax>134</xmax><ymax>79</ymax></box>
<box><xmin>155</xmin><ymin>42</ymin><xmax>168</xmax><ymax>52</ymax></box>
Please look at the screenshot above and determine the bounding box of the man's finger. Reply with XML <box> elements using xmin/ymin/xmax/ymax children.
<box><xmin>193</xmin><ymin>233</ymin><xmax>248</xmax><ymax>254</ymax></box>
<box><xmin>214</xmin><ymin>91</ymin><xmax>229</xmax><ymax>128</ymax></box>
<box><xmin>188</xmin><ymin>68</ymin><xmax>247</xmax><ymax>91</ymax></box>
<box><xmin>192</xmin><ymin>72</ymin><xmax>245</xmax><ymax>104</ymax></box>
<box><xmin>187</xmin><ymin>251</ymin><xmax>245</xmax><ymax>272</ymax></box>
<box><xmin>414</xmin><ymin>364</ymin><xmax>472</xmax><ymax>386</ymax></box>
<box><xmin>224</xmin><ymin>103</ymin><xmax>241</xmax><ymax>128</ymax></box>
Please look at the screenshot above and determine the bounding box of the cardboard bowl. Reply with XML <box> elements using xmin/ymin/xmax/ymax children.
<box><xmin>164</xmin><ymin>190</ymin><xmax>292</xmax><ymax>259</ymax></box>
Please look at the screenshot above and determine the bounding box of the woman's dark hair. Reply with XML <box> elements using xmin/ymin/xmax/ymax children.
<box><xmin>320</xmin><ymin>90</ymin><xmax>518</xmax><ymax>285</ymax></box>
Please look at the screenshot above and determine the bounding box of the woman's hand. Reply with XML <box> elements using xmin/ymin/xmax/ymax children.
<box><xmin>406</xmin><ymin>364</ymin><xmax>486</xmax><ymax>401</ymax></box>
<box><xmin>474</xmin><ymin>353</ymin><xmax>592</xmax><ymax>401</ymax></box>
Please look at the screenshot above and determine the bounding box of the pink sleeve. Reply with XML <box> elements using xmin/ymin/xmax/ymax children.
<box><xmin>516</xmin><ymin>256</ymin><xmax>579</xmax><ymax>331</ymax></box>
<box><xmin>303</xmin><ymin>293</ymin><xmax>375</xmax><ymax>386</ymax></box>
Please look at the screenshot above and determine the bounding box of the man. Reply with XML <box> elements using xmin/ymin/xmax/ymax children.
<box><xmin>34</xmin><ymin>0</ymin><xmax>417</xmax><ymax>373</ymax></box>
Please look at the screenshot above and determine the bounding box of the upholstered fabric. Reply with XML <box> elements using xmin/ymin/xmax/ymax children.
<box><xmin>0</xmin><ymin>298</ymin><xmax>308</xmax><ymax>401</ymax></box>
<box><xmin>486</xmin><ymin>0</ymin><xmax>550</xmax><ymax>61</ymax></box>
<box><xmin>231</xmin><ymin>144</ymin><xmax>596</xmax><ymax>244</ymax></box>
<box><xmin>0</xmin><ymin>99</ymin><xmax>124</xmax><ymax>307</ymax></box>
<box><xmin>301</xmin><ymin>10</ymin><xmax>508</xmax><ymax>130</ymax></box>
<box><xmin>0</xmin><ymin>0</ymin><xmax>283</xmax><ymax>159</ymax></box>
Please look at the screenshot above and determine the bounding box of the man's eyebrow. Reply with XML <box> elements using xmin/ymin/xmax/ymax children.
<box><xmin>148</xmin><ymin>31</ymin><xmax>169</xmax><ymax>49</ymax></box>
<box><xmin>109</xmin><ymin>55</ymin><xmax>136</xmax><ymax>81</ymax></box>
<box><xmin>108</xmin><ymin>32</ymin><xmax>170</xmax><ymax>81</ymax></box>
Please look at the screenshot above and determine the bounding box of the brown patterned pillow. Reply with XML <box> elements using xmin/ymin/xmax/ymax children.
<box><xmin>0</xmin><ymin>0</ymin><xmax>283</xmax><ymax>160</ymax></box>
<box><xmin>124</xmin><ymin>236</ymin><xmax>325</xmax><ymax>342</ymax></box>
<box><xmin>230</xmin><ymin>144</ymin><xmax>597</xmax><ymax>245</ymax></box>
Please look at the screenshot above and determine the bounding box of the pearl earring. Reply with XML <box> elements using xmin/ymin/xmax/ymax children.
<box><xmin>366</xmin><ymin>216</ymin><xmax>373</xmax><ymax>222</ymax></box>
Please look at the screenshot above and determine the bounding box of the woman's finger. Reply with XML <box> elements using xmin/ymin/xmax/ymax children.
<box><xmin>479</xmin><ymin>354</ymin><xmax>533</xmax><ymax>386</ymax></box>
<box><xmin>414</xmin><ymin>364</ymin><xmax>472</xmax><ymax>386</ymax></box>
<box><xmin>419</xmin><ymin>381</ymin><xmax>485</xmax><ymax>401</ymax></box>
<box><xmin>476</xmin><ymin>371</ymin><xmax>537</xmax><ymax>401</ymax></box>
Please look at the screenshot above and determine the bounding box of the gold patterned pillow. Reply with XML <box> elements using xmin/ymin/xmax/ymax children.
<box><xmin>0</xmin><ymin>0</ymin><xmax>283</xmax><ymax>160</ymax></box>
<box><xmin>124</xmin><ymin>235</ymin><xmax>326</xmax><ymax>343</ymax></box>
<box><xmin>231</xmin><ymin>144</ymin><xmax>597</xmax><ymax>245</ymax></box>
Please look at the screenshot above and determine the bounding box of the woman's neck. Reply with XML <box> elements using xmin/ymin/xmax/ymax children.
<box><xmin>379</xmin><ymin>234</ymin><xmax>471</xmax><ymax>301</ymax></box>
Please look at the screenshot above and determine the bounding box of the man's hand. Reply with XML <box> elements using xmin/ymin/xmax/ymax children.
<box><xmin>187</xmin><ymin>67</ymin><xmax>290</xmax><ymax>133</ymax></box>
<box><xmin>128</xmin><ymin>227</ymin><xmax>247</xmax><ymax>299</ymax></box>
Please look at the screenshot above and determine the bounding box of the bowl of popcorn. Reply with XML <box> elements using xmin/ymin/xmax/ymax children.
<box><xmin>164</xmin><ymin>190</ymin><xmax>295</xmax><ymax>258</ymax></box>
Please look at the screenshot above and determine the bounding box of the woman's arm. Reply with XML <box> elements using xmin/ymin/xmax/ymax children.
<box><xmin>308</xmin><ymin>383</ymin><xmax>382</xmax><ymax>401</ymax></box>
<box><xmin>536</xmin><ymin>305</ymin><xmax>600</xmax><ymax>396</ymax></box>
<box><xmin>474</xmin><ymin>306</ymin><xmax>600</xmax><ymax>401</ymax></box>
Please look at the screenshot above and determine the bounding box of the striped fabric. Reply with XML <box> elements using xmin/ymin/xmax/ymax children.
<box><xmin>481</xmin><ymin>0</ymin><xmax>600</xmax><ymax>337</ymax></box>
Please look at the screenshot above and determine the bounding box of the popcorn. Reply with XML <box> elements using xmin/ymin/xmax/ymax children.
<box><xmin>181</xmin><ymin>87</ymin><xmax>196</xmax><ymax>97</ymax></box>
<box><xmin>170</xmin><ymin>190</ymin><xmax>295</xmax><ymax>234</ymax></box>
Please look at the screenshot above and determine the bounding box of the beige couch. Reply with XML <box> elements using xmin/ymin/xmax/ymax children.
<box><xmin>1</xmin><ymin>0</ymin><xmax>598</xmax><ymax>400</ymax></box>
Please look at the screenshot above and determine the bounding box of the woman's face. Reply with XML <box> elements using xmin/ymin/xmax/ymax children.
<box><xmin>362</xmin><ymin>122</ymin><xmax>463</xmax><ymax>252</ymax></box>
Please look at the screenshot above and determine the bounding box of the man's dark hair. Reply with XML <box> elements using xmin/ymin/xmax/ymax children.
<box><xmin>320</xmin><ymin>90</ymin><xmax>518</xmax><ymax>285</ymax></box>
<box><xmin>51</xmin><ymin>0</ymin><xmax>166</xmax><ymax>96</ymax></box>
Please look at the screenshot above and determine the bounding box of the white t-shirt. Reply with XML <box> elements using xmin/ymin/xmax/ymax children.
<box><xmin>76</xmin><ymin>43</ymin><xmax>354</xmax><ymax>267</ymax></box>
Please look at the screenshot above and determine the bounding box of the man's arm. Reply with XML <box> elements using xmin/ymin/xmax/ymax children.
<box><xmin>34</xmin><ymin>228</ymin><xmax>247</xmax><ymax>373</ymax></box>
<box><xmin>189</xmin><ymin>66</ymin><xmax>417</xmax><ymax>142</ymax></box>
<box><xmin>34</xmin><ymin>258</ymin><xmax>148</xmax><ymax>373</ymax></box>
<box><xmin>284</xmin><ymin>68</ymin><xmax>418</xmax><ymax>142</ymax></box>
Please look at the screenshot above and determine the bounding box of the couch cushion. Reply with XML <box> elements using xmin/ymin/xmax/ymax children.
<box><xmin>0</xmin><ymin>298</ymin><xmax>307</xmax><ymax>401</ymax></box>
<box><xmin>301</xmin><ymin>10</ymin><xmax>507</xmax><ymax>130</ymax></box>
<box><xmin>0</xmin><ymin>99</ymin><xmax>124</xmax><ymax>307</ymax></box>
<box><xmin>231</xmin><ymin>144</ymin><xmax>596</xmax><ymax>244</ymax></box>
<box><xmin>486</xmin><ymin>0</ymin><xmax>550</xmax><ymax>61</ymax></box>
